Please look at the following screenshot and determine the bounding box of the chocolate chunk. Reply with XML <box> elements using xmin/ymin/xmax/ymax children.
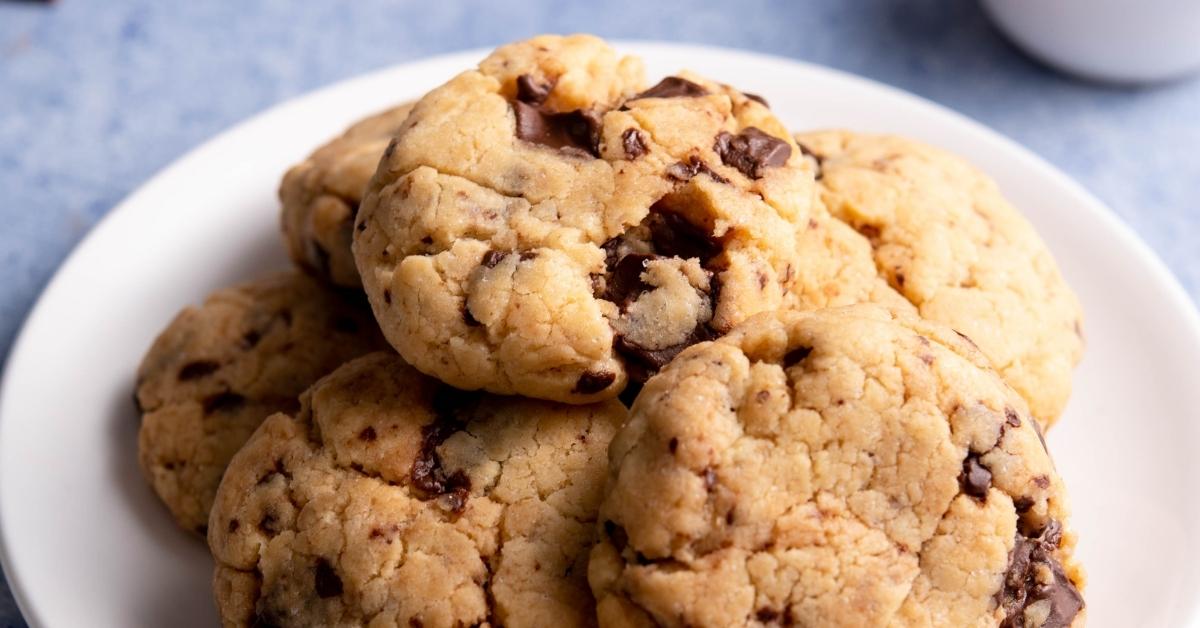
<box><xmin>604</xmin><ymin>253</ymin><xmax>656</xmax><ymax>310</ymax></box>
<box><xmin>744</xmin><ymin>92</ymin><xmax>769</xmax><ymax>108</ymax></box>
<box><xmin>359</xmin><ymin>426</ymin><xmax>377</xmax><ymax>442</ymax></box>
<box><xmin>178</xmin><ymin>360</ymin><xmax>219</xmax><ymax>381</ymax></box>
<box><xmin>959</xmin><ymin>453</ymin><xmax>992</xmax><ymax>499</ymax></box>
<box><xmin>999</xmin><ymin>521</ymin><xmax>1084</xmax><ymax>628</ymax></box>
<box><xmin>714</xmin><ymin>127</ymin><xmax>792</xmax><ymax>179</ymax></box>
<box><xmin>783</xmin><ymin>346</ymin><xmax>813</xmax><ymax>367</ymax></box>
<box><xmin>519</xmin><ymin>250</ymin><xmax>538</xmax><ymax>261</ymax></box>
<box><xmin>481</xmin><ymin>250</ymin><xmax>506</xmax><ymax>268</ymax></box>
<box><xmin>622</xmin><ymin>128</ymin><xmax>647</xmax><ymax>159</ymax></box>
<box><xmin>516</xmin><ymin>73</ymin><xmax>555</xmax><ymax>104</ymax></box>
<box><xmin>410</xmin><ymin>386</ymin><xmax>477</xmax><ymax>510</ymax></box>
<box><xmin>632</xmin><ymin>76</ymin><xmax>709</xmax><ymax>100</ymax></box>
<box><xmin>573</xmin><ymin>370</ymin><xmax>616</xmax><ymax>395</ymax></box>
<box><xmin>646</xmin><ymin>205</ymin><xmax>723</xmax><ymax>264</ymax></box>
<box><xmin>1005</xmin><ymin>407</ymin><xmax>1022</xmax><ymax>428</ymax></box>
<box><xmin>618</xmin><ymin>381</ymin><xmax>642</xmax><ymax>408</ymax></box>
<box><xmin>1013</xmin><ymin>497</ymin><xmax>1035</xmax><ymax>513</ymax></box>
<box><xmin>382</xmin><ymin>289</ymin><xmax>392</xmax><ymax>305</ymax></box>
<box><xmin>513</xmin><ymin>101</ymin><xmax>602</xmax><ymax>157</ymax></box>
<box><xmin>313</xmin><ymin>558</ymin><xmax>343</xmax><ymax>598</ymax></box>
<box><xmin>202</xmin><ymin>391</ymin><xmax>245</xmax><ymax>414</ymax></box>
<box><xmin>665</xmin><ymin>155</ymin><xmax>729</xmax><ymax>184</ymax></box>
<box><xmin>615</xmin><ymin>324</ymin><xmax>714</xmax><ymax>382</ymax></box>
<box><xmin>462</xmin><ymin>305</ymin><xmax>481</xmax><ymax>327</ymax></box>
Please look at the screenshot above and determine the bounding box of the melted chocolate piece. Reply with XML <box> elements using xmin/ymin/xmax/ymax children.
<box><xmin>202</xmin><ymin>391</ymin><xmax>245</xmax><ymax>414</ymax></box>
<box><xmin>313</xmin><ymin>558</ymin><xmax>343</xmax><ymax>598</ymax></box>
<box><xmin>178</xmin><ymin>360</ymin><xmax>219</xmax><ymax>381</ymax></box>
<box><xmin>959</xmin><ymin>453</ymin><xmax>992</xmax><ymax>499</ymax></box>
<box><xmin>665</xmin><ymin>156</ymin><xmax>729</xmax><ymax>184</ymax></box>
<box><xmin>783</xmin><ymin>346</ymin><xmax>812</xmax><ymax>367</ymax></box>
<box><xmin>604</xmin><ymin>253</ymin><xmax>656</xmax><ymax>311</ymax></box>
<box><xmin>573</xmin><ymin>370</ymin><xmax>616</xmax><ymax>395</ymax></box>
<box><xmin>480</xmin><ymin>250</ymin><xmax>506</xmax><ymax>268</ymax></box>
<box><xmin>999</xmin><ymin>521</ymin><xmax>1084</xmax><ymax>628</ymax></box>
<box><xmin>515</xmin><ymin>73</ymin><xmax>555</xmax><ymax>104</ymax></box>
<box><xmin>714</xmin><ymin>127</ymin><xmax>792</xmax><ymax>179</ymax></box>
<box><xmin>513</xmin><ymin>101</ymin><xmax>602</xmax><ymax>157</ymax></box>
<box><xmin>645</xmin><ymin>205</ymin><xmax>722</xmax><ymax>264</ymax></box>
<box><xmin>744</xmin><ymin>92</ymin><xmax>769</xmax><ymax>108</ymax></box>
<box><xmin>632</xmin><ymin>76</ymin><xmax>709</xmax><ymax>100</ymax></box>
<box><xmin>622</xmin><ymin>128</ymin><xmax>647</xmax><ymax>159</ymax></box>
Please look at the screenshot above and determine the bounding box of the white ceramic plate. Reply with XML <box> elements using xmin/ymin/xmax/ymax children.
<box><xmin>1</xmin><ymin>42</ymin><xmax>1198</xmax><ymax>628</ymax></box>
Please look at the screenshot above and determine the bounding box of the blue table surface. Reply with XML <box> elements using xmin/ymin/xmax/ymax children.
<box><xmin>1</xmin><ymin>0</ymin><xmax>1198</xmax><ymax>624</ymax></box>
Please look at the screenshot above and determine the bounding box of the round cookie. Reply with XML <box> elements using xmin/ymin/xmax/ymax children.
<box><xmin>589</xmin><ymin>305</ymin><xmax>1085</xmax><ymax>627</ymax></box>
<box><xmin>793</xmin><ymin>131</ymin><xmax>1084</xmax><ymax>428</ymax></box>
<box><xmin>208</xmin><ymin>351</ymin><xmax>626</xmax><ymax>628</ymax></box>
<box><xmin>281</xmin><ymin>102</ymin><xmax>415</xmax><ymax>287</ymax></box>
<box><xmin>136</xmin><ymin>272</ymin><xmax>387</xmax><ymax>535</ymax></box>
<box><xmin>356</xmin><ymin>34</ymin><xmax>904</xmax><ymax>404</ymax></box>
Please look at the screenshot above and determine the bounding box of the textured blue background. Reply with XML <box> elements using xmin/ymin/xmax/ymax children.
<box><xmin>0</xmin><ymin>0</ymin><xmax>1197</xmax><ymax>624</ymax></box>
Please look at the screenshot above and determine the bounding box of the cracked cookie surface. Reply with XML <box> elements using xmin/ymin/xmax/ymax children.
<box><xmin>136</xmin><ymin>272</ymin><xmax>386</xmax><ymax>535</ymax></box>
<box><xmin>589</xmin><ymin>305</ymin><xmax>1084</xmax><ymax>627</ymax></box>
<box><xmin>281</xmin><ymin>102</ymin><xmax>415</xmax><ymax>287</ymax></box>
<box><xmin>208</xmin><ymin>351</ymin><xmax>626</xmax><ymax>627</ymax></box>
<box><xmin>355</xmin><ymin>34</ymin><xmax>905</xmax><ymax>404</ymax></box>
<box><xmin>794</xmin><ymin>131</ymin><xmax>1083</xmax><ymax>428</ymax></box>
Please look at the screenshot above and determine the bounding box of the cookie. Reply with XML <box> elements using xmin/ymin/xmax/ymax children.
<box><xmin>281</xmin><ymin>102</ymin><xmax>415</xmax><ymax>287</ymax></box>
<box><xmin>589</xmin><ymin>305</ymin><xmax>1085</xmax><ymax>627</ymax></box>
<box><xmin>136</xmin><ymin>272</ymin><xmax>386</xmax><ymax>535</ymax></box>
<box><xmin>355</xmin><ymin>34</ymin><xmax>904</xmax><ymax>404</ymax></box>
<box><xmin>208</xmin><ymin>351</ymin><xmax>626</xmax><ymax>627</ymax></box>
<box><xmin>794</xmin><ymin>131</ymin><xmax>1084</xmax><ymax>427</ymax></box>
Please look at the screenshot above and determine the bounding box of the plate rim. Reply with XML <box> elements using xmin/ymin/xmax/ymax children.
<box><xmin>2</xmin><ymin>40</ymin><xmax>1198</xmax><ymax>627</ymax></box>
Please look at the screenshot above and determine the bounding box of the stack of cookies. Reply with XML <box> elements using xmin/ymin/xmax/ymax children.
<box><xmin>134</xmin><ymin>35</ymin><xmax>1087</xmax><ymax>627</ymax></box>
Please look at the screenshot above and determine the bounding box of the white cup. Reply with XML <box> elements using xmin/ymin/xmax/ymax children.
<box><xmin>982</xmin><ymin>0</ymin><xmax>1200</xmax><ymax>84</ymax></box>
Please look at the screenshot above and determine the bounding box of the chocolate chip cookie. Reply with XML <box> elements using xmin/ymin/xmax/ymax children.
<box><xmin>208</xmin><ymin>352</ymin><xmax>626</xmax><ymax>627</ymax></box>
<box><xmin>281</xmin><ymin>102</ymin><xmax>415</xmax><ymax>287</ymax></box>
<box><xmin>136</xmin><ymin>272</ymin><xmax>386</xmax><ymax>535</ymax></box>
<box><xmin>355</xmin><ymin>34</ymin><xmax>903</xmax><ymax>404</ymax></box>
<box><xmin>794</xmin><ymin>131</ymin><xmax>1084</xmax><ymax>427</ymax></box>
<box><xmin>589</xmin><ymin>305</ymin><xmax>1085</xmax><ymax>627</ymax></box>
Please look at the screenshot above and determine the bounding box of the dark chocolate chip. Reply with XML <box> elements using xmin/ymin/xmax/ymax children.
<box><xmin>632</xmin><ymin>76</ymin><xmax>709</xmax><ymax>100</ymax></box>
<box><xmin>481</xmin><ymin>250</ymin><xmax>506</xmax><ymax>268</ymax></box>
<box><xmin>410</xmin><ymin>387</ymin><xmax>478</xmax><ymax>510</ymax></box>
<box><xmin>202</xmin><ymin>391</ymin><xmax>245</xmax><ymax>414</ymax></box>
<box><xmin>359</xmin><ymin>426</ymin><xmax>377</xmax><ymax>442</ymax></box>
<box><xmin>665</xmin><ymin>155</ymin><xmax>729</xmax><ymax>184</ymax></box>
<box><xmin>618</xmin><ymin>381</ymin><xmax>642</xmax><ymax>408</ymax></box>
<box><xmin>383</xmin><ymin>289</ymin><xmax>392</xmax><ymax>305</ymax></box>
<box><xmin>313</xmin><ymin>558</ymin><xmax>343</xmax><ymax>598</ymax></box>
<box><xmin>755</xmin><ymin>390</ymin><xmax>770</xmax><ymax>403</ymax></box>
<box><xmin>1033</xmin><ymin>475</ymin><xmax>1050</xmax><ymax>489</ymax></box>
<box><xmin>998</xmin><ymin>521</ymin><xmax>1084</xmax><ymax>628</ymax></box>
<box><xmin>756</xmin><ymin>608</ymin><xmax>780</xmax><ymax>623</ymax></box>
<box><xmin>1005</xmin><ymin>407</ymin><xmax>1022</xmax><ymax>428</ymax></box>
<box><xmin>1013</xmin><ymin>497</ymin><xmax>1035</xmax><ymax>513</ymax></box>
<box><xmin>744</xmin><ymin>92</ymin><xmax>769</xmax><ymax>108</ymax></box>
<box><xmin>622</xmin><ymin>128</ymin><xmax>647</xmax><ymax>159</ymax></box>
<box><xmin>519</xmin><ymin>250</ymin><xmax>538</xmax><ymax>261</ymax></box>
<box><xmin>241</xmin><ymin>329</ymin><xmax>262</xmax><ymax>349</ymax></box>
<box><xmin>513</xmin><ymin>101</ymin><xmax>602</xmax><ymax>157</ymax></box>
<box><xmin>714</xmin><ymin>127</ymin><xmax>792</xmax><ymax>179</ymax></box>
<box><xmin>646</xmin><ymin>205</ymin><xmax>723</xmax><ymax>264</ymax></box>
<box><xmin>783</xmin><ymin>346</ymin><xmax>813</xmax><ymax>367</ymax></box>
<box><xmin>668</xmin><ymin>437</ymin><xmax>679</xmax><ymax>454</ymax></box>
<box><xmin>573</xmin><ymin>370</ymin><xmax>616</xmax><ymax>395</ymax></box>
<box><xmin>516</xmin><ymin>73</ymin><xmax>555</xmax><ymax>104</ymax></box>
<box><xmin>959</xmin><ymin>453</ymin><xmax>992</xmax><ymax>500</ymax></box>
<box><xmin>177</xmin><ymin>360</ymin><xmax>219</xmax><ymax>381</ymax></box>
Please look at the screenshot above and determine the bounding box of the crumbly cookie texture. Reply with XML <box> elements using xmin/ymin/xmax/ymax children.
<box><xmin>136</xmin><ymin>272</ymin><xmax>386</xmax><ymax>535</ymax></box>
<box><xmin>794</xmin><ymin>131</ymin><xmax>1084</xmax><ymax>428</ymax></box>
<box><xmin>356</xmin><ymin>34</ymin><xmax>905</xmax><ymax>404</ymax></box>
<box><xmin>281</xmin><ymin>102</ymin><xmax>416</xmax><ymax>287</ymax></box>
<box><xmin>208</xmin><ymin>352</ymin><xmax>626</xmax><ymax>628</ymax></box>
<box><xmin>589</xmin><ymin>305</ymin><xmax>1085</xmax><ymax>627</ymax></box>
